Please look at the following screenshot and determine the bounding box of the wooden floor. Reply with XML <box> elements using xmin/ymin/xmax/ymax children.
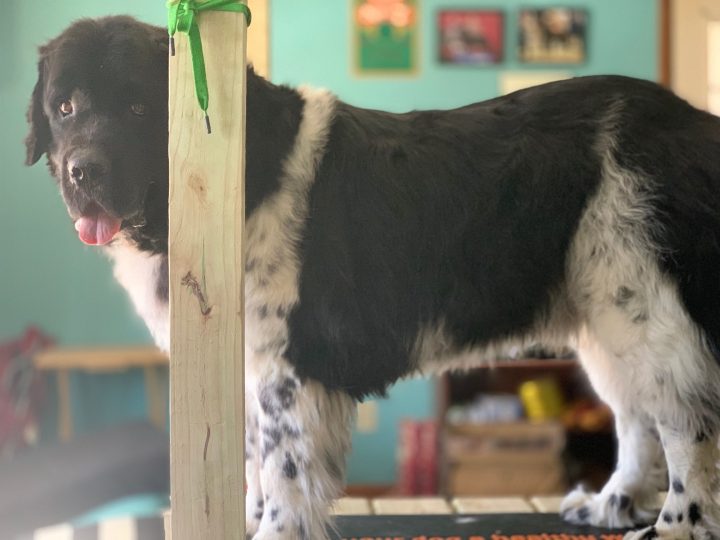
<box><xmin>332</xmin><ymin>496</ymin><xmax>543</xmax><ymax>516</ymax></box>
<box><xmin>331</xmin><ymin>493</ymin><xmax>667</xmax><ymax>515</ymax></box>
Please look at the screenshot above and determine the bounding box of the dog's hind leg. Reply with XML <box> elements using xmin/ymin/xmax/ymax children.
<box><xmin>250</xmin><ymin>358</ymin><xmax>355</xmax><ymax>540</ymax></box>
<box><xmin>617</xmin><ymin>312</ymin><xmax>720</xmax><ymax>540</ymax></box>
<box><xmin>561</xmin><ymin>335</ymin><xmax>666</xmax><ymax>528</ymax></box>
<box><xmin>560</xmin><ymin>140</ymin><xmax>720</xmax><ymax>537</ymax></box>
<box><xmin>564</xmin><ymin>288</ymin><xmax>720</xmax><ymax>539</ymax></box>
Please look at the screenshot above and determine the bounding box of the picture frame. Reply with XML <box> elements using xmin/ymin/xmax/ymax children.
<box><xmin>438</xmin><ymin>9</ymin><xmax>505</xmax><ymax>65</ymax></box>
<box><xmin>518</xmin><ymin>8</ymin><xmax>588</xmax><ymax>64</ymax></box>
<box><xmin>353</xmin><ymin>0</ymin><xmax>419</xmax><ymax>75</ymax></box>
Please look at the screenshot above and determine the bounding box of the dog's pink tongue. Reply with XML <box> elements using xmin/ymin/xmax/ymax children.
<box><xmin>74</xmin><ymin>212</ymin><xmax>121</xmax><ymax>245</ymax></box>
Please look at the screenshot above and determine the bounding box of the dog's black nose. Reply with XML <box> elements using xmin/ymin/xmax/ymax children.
<box><xmin>67</xmin><ymin>156</ymin><xmax>108</xmax><ymax>185</ymax></box>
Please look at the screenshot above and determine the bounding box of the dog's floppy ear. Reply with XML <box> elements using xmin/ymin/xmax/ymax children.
<box><xmin>25</xmin><ymin>56</ymin><xmax>50</xmax><ymax>166</ymax></box>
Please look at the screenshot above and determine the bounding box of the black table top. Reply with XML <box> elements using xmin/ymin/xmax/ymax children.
<box><xmin>333</xmin><ymin>513</ymin><xmax>629</xmax><ymax>540</ymax></box>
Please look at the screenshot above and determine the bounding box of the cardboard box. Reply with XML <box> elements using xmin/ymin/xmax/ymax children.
<box><xmin>445</xmin><ymin>421</ymin><xmax>567</xmax><ymax>496</ymax></box>
<box><xmin>448</xmin><ymin>458</ymin><xmax>566</xmax><ymax>496</ymax></box>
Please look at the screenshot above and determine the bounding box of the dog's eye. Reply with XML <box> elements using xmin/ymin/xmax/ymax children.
<box><xmin>59</xmin><ymin>100</ymin><xmax>74</xmax><ymax>117</ymax></box>
<box><xmin>130</xmin><ymin>103</ymin><xmax>146</xmax><ymax>116</ymax></box>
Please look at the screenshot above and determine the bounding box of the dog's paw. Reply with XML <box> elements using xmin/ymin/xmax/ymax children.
<box><xmin>561</xmin><ymin>485</ymin><xmax>657</xmax><ymax>529</ymax></box>
<box><xmin>252</xmin><ymin>519</ymin><xmax>325</xmax><ymax>540</ymax></box>
<box><xmin>623</xmin><ymin>525</ymin><xmax>665</xmax><ymax>540</ymax></box>
<box><xmin>623</xmin><ymin>521</ymin><xmax>718</xmax><ymax>540</ymax></box>
<box><xmin>248</xmin><ymin>530</ymin><xmax>286</xmax><ymax>540</ymax></box>
<box><xmin>252</xmin><ymin>528</ymin><xmax>316</xmax><ymax>540</ymax></box>
<box><xmin>624</xmin><ymin>499</ymin><xmax>720</xmax><ymax>540</ymax></box>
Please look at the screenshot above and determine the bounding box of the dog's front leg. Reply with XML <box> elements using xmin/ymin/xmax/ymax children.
<box><xmin>245</xmin><ymin>387</ymin><xmax>264</xmax><ymax>537</ymax></box>
<box><xmin>251</xmin><ymin>361</ymin><xmax>355</xmax><ymax>540</ymax></box>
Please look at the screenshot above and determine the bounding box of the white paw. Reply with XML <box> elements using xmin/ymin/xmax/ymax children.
<box><xmin>251</xmin><ymin>532</ymin><xmax>284</xmax><ymax>540</ymax></box>
<box><xmin>252</xmin><ymin>526</ymin><xmax>315</xmax><ymax>540</ymax></box>
<box><xmin>623</xmin><ymin>523</ymin><xmax>715</xmax><ymax>540</ymax></box>
<box><xmin>561</xmin><ymin>485</ymin><xmax>657</xmax><ymax>529</ymax></box>
<box><xmin>625</xmin><ymin>498</ymin><xmax>720</xmax><ymax>540</ymax></box>
<box><xmin>252</xmin><ymin>519</ymin><xmax>324</xmax><ymax>540</ymax></box>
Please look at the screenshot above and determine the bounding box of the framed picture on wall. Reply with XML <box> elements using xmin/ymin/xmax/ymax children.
<box><xmin>438</xmin><ymin>10</ymin><xmax>504</xmax><ymax>65</ymax></box>
<box><xmin>353</xmin><ymin>0</ymin><xmax>419</xmax><ymax>75</ymax></box>
<box><xmin>518</xmin><ymin>8</ymin><xmax>588</xmax><ymax>64</ymax></box>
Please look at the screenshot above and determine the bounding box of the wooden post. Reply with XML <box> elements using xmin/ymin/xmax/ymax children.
<box><xmin>167</xmin><ymin>3</ymin><xmax>247</xmax><ymax>538</ymax></box>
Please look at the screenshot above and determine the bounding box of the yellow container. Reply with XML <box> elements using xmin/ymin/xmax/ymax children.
<box><xmin>519</xmin><ymin>378</ymin><xmax>565</xmax><ymax>421</ymax></box>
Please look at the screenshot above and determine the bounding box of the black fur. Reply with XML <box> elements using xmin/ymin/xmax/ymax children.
<box><xmin>577</xmin><ymin>506</ymin><xmax>590</xmax><ymax>522</ymax></box>
<box><xmin>282</xmin><ymin>453</ymin><xmax>298</xmax><ymax>480</ymax></box>
<box><xmin>287</xmin><ymin>79</ymin><xmax>610</xmax><ymax>396</ymax></box>
<box><xmin>689</xmin><ymin>503</ymin><xmax>702</xmax><ymax>526</ymax></box>
<box><xmin>641</xmin><ymin>526</ymin><xmax>658</xmax><ymax>540</ymax></box>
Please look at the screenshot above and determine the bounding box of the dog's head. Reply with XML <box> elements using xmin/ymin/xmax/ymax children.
<box><xmin>26</xmin><ymin>16</ymin><xmax>169</xmax><ymax>251</ymax></box>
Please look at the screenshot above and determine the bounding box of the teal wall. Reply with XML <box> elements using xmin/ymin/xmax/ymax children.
<box><xmin>1</xmin><ymin>0</ymin><xmax>658</xmax><ymax>486</ymax></box>
<box><xmin>0</xmin><ymin>1</ymin><xmax>168</xmax><ymax>436</ymax></box>
<box><xmin>1</xmin><ymin>1</ymin><xmax>165</xmax><ymax>346</ymax></box>
<box><xmin>271</xmin><ymin>0</ymin><xmax>658</xmax><ymax>110</ymax></box>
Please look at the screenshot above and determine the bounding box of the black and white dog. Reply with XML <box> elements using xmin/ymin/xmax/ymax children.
<box><xmin>26</xmin><ymin>16</ymin><xmax>720</xmax><ymax>540</ymax></box>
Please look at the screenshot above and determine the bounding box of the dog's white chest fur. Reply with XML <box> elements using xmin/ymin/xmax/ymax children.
<box><xmin>105</xmin><ymin>237</ymin><xmax>169</xmax><ymax>351</ymax></box>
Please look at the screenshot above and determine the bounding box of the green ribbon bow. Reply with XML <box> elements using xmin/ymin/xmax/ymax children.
<box><xmin>167</xmin><ymin>0</ymin><xmax>252</xmax><ymax>133</ymax></box>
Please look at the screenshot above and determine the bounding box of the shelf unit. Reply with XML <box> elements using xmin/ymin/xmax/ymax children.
<box><xmin>436</xmin><ymin>358</ymin><xmax>616</xmax><ymax>496</ymax></box>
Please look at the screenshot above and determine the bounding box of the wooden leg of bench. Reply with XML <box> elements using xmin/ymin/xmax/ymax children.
<box><xmin>144</xmin><ymin>366</ymin><xmax>167</xmax><ymax>430</ymax></box>
<box><xmin>57</xmin><ymin>370</ymin><xmax>73</xmax><ymax>442</ymax></box>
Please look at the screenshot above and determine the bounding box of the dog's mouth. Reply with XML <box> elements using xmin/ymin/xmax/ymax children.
<box><xmin>73</xmin><ymin>202</ymin><xmax>122</xmax><ymax>246</ymax></box>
